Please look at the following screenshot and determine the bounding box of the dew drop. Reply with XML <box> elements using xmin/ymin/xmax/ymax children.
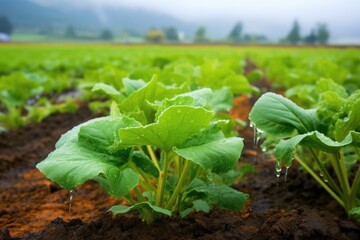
<box><xmin>319</xmin><ymin>171</ymin><xmax>328</xmax><ymax>183</ymax></box>
<box><xmin>253</xmin><ymin>126</ymin><xmax>257</xmax><ymax>149</ymax></box>
<box><xmin>275</xmin><ymin>162</ymin><xmax>282</xmax><ymax>178</ymax></box>
<box><xmin>261</xmin><ymin>145</ymin><xmax>267</xmax><ymax>152</ymax></box>
<box><xmin>176</xmin><ymin>110</ymin><xmax>181</xmax><ymax>114</ymax></box>
<box><xmin>284</xmin><ymin>166</ymin><xmax>290</xmax><ymax>183</ymax></box>
<box><xmin>69</xmin><ymin>190</ymin><xmax>73</xmax><ymax>213</ymax></box>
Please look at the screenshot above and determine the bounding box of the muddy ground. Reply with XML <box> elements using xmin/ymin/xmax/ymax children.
<box><xmin>0</xmin><ymin>95</ymin><xmax>359</xmax><ymax>240</ymax></box>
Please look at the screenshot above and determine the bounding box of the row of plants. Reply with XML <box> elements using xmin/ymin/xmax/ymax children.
<box><xmin>249</xmin><ymin>48</ymin><xmax>360</xmax><ymax>220</ymax></box>
<box><xmin>1</xmin><ymin>45</ymin><xmax>359</xmax><ymax>223</ymax></box>
<box><xmin>251</xmin><ymin>48</ymin><xmax>360</xmax><ymax>93</ymax></box>
<box><xmin>0</xmin><ymin>46</ymin><xmax>257</xmax><ymax>131</ymax></box>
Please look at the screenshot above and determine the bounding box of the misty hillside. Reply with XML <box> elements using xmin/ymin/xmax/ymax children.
<box><xmin>0</xmin><ymin>0</ymin><xmax>196</xmax><ymax>35</ymax></box>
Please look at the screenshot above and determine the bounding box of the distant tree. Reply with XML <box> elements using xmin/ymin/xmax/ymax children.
<box><xmin>100</xmin><ymin>29</ymin><xmax>114</xmax><ymax>40</ymax></box>
<box><xmin>286</xmin><ymin>20</ymin><xmax>301</xmax><ymax>44</ymax></box>
<box><xmin>193</xmin><ymin>26</ymin><xmax>209</xmax><ymax>43</ymax></box>
<box><xmin>243</xmin><ymin>34</ymin><xmax>252</xmax><ymax>42</ymax></box>
<box><xmin>163</xmin><ymin>27</ymin><xmax>179</xmax><ymax>41</ymax></box>
<box><xmin>317</xmin><ymin>24</ymin><xmax>330</xmax><ymax>45</ymax></box>
<box><xmin>65</xmin><ymin>25</ymin><xmax>76</xmax><ymax>38</ymax></box>
<box><xmin>145</xmin><ymin>28</ymin><xmax>165</xmax><ymax>43</ymax></box>
<box><xmin>304</xmin><ymin>30</ymin><xmax>317</xmax><ymax>45</ymax></box>
<box><xmin>242</xmin><ymin>33</ymin><xmax>268</xmax><ymax>43</ymax></box>
<box><xmin>0</xmin><ymin>15</ymin><xmax>13</xmax><ymax>35</ymax></box>
<box><xmin>228</xmin><ymin>22</ymin><xmax>243</xmax><ymax>42</ymax></box>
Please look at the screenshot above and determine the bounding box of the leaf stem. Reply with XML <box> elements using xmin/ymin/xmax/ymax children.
<box><xmin>166</xmin><ymin>159</ymin><xmax>191</xmax><ymax>210</ymax></box>
<box><xmin>128</xmin><ymin>161</ymin><xmax>156</xmax><ymax>192</ymax></box>
<box><xmin>155</xmin><ymin>151</ymin><xmax>170</xmax><ymax>207</ymax></box>
<box><xmin>309</xmin><ymin>148</ymin><xmax>341</xmax><ymax>195</ymax></box>
<box><xmin>331</xmin><ymin>152</ymin><xmax>351</xmax><ymax>211</ymax></box>
<box><xmin>349</xmin><ymin>165</ymin><xmax>360</xmax><ymax>210</ymax></box>
<box><xmin>296</xmin><ymin>156</ymin><xmax>344</xmax><ymax>208</ymax></box>
<box><xmin>147</xmin><ymin>145</ymin><xmax>160</xmax><ymax>171</ymax></box>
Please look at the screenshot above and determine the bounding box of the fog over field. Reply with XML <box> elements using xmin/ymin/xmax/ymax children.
<box><xmin>24</xmin><ymin>0</ymin><xmax>360</xmax><ymax>43</ymax></box>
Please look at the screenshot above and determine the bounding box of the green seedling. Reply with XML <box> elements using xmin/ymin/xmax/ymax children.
<box><xmin>37</xmin><ymin>85</ymin><xmax>248</xmax><ymax>223</ymax></box>
<box><xmin>249</xmin><ymin>92</ymin><xmax>360</xmax><ymax>219</ymax></box>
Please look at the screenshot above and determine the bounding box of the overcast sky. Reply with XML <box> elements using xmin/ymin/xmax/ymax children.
<box><xmin>32</xmin><ymin>0</ymin><xmax>360</xmax><ymax>42</ymax></box>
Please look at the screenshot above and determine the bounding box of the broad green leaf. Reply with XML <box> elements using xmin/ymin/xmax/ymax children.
<box><xmin>94</xmin><ymin>168</ymin><xmax>139</xmax><ymax>198</ymax></box>
<box><xmin>249</xmin><ymin>92</ymin><xmax>318</xmax><ymax>137</ymax></box>
<box><xmin>174</xmin><ymin>125</ymin><xmax>243</xmax><ymax>173</ymax></box>
<box><xmin>316</xmin><ymin>91</ymin><xmax>345</xmax><ymax>129</ymax></box>
<box><xmin>173</xmin><ymin>63</ymin><xmax>200</xmax><ymax>79</ymax></box>
<box><xmin>316</xmin><ymin>78</ymin><xmax>348</xmax><ymax>98</ymax></box>
<box><xmin>154</xmin><ymin>96</ymin><xmax>195</xmax><ymax>121</ymax></box>
<box><xmin>211</xmin><ymin>87</ymin><xmax>233</xmax><ymax>112</ymax></box>
<box><xmin>56</xmin><ymin>117</ymin><xmax>110</xmax><ymax>148</ymax></box>
<box><xmin>191</xmin><ymin>182</ymin><xmax>249</xmax><ymax>210</ymax></box>
<box><xmin>36</xmin><ymin>142</ymin><xmax>132</xmax><ymax>190</ymax></box>
<box><xmin>153</xmin><ymin>88</ymin><xmax>213</xmax><ymax>120</ymax></box>
<box><xmin>180</xmin><ymin>199</ymin><xmax>210</xmax><ymax>218</ymax></box>
<box><xmin>334</xmin><ymin>94</ymin><xmax>360</xmax><ymax>141</ymax></box>
<box><xmin>198</xmin><ymin>60</ymin><xmax>252</xmax><ymax>94</ymax></box>
<box><xmin>119</xmin><ymin>76</ymin><xmax>187</xmax><ymax>124</ymax></box>
<box><xmin>78</xmin><ymin>117</ymin><xmax>141</xmax><ymax>155</ymax></box>
<box><xmin>349</xmin><ymin>207</ymin><xmax>360</xmax><ymax>222</ymax></box>
<box><xmin>178</xmin><ymin>88</ymin><xmax>212</xmax><ymax>109</ymax></box>
<box><xmin>246</xmin><ymin>69</ymin><xmax>263</xmax><ymax>82</ymax></box>
<box><xmin>92</xmin><ymin>83</ymin><xmax>125</xmax><ymax>102</ymax></box>
<box><xmin>193</xmin><ymin>199</ymin><xmax>211</xmax><ymax>213</ymax></box>
<box><xmin>92</xmin><ymin>83</ymin><xmax>121</xmax><ymax>96</ymax></box>
<box><xmin>37</xmin><ymin>116</ymin><xmax>141</xmax><ymax>190</ymax></box>
<box><xmin>109</xmin><ymin>202</ymin><xmax>172</xmax><ymax>216</ymax></box>
<box><xmin>119</xmin><ymin>106</ymin><xmax>214</xmax><ymax>151</ymax></box>
<box><xmin>222</xmin><ymin>74</ymin><xmax>254</xmax><ymax>94</ymax></box>
<box><xmin>122</xmin><ymin>78</ymin><xmax>146</xmax><ymax>96</ymax></box>
<box><xmin>131</xmin><ymin>151</ymin><xmax>159</xmax><ymax>177</ymax></box>
<box><xmin>275</xmin><ymin>131</ymin><xmax>360</xmax><ymax>166</ymax></box>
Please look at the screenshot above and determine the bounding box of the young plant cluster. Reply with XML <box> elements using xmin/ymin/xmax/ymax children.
<box><xmin>249</xmin><ymin>84</ymin><xmax>360</xmax><ymax>220</ymax></box>
<box><xmin>37</xmin><ymin>77</ymin><xmax>249</xmax><ymax>223</ymax></box>
<box><xmin>0</xmin><ymin>72</ymin><xmax>78</xmax><ymax>132</ymax></box>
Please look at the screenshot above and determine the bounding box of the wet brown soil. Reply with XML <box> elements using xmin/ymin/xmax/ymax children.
<box><xmin>1</xmin><ymin>92</ymin><xmax>360</xmax><ymax>239</ymax></box>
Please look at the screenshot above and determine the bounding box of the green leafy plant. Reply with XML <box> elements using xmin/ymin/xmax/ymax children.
<box><xmin>37</xmin><ymin>85</ymin><xmax>248</xmax><ymax>223</ymax></box>
<box><xmin>249</xmin><ymin>92</ymin><xmax>360</xmax><ymax>219</ymax></box>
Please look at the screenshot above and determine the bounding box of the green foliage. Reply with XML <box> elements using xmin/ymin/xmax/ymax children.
<box><xmin>193</xmin><ymin>26</ymin><xmax>209</xmax><ymax>43</ymax></box>
<box><xmin>250</xmin><ymin>92</ymin><xmax>360</xmax><ymax>220</ymax></box>
<box><xmin>0</xmin><ymin>72</ymin><xmax>78</xmax><ymax>130</ymax></box>
<box><xmin>145</xmin><ymin>29</ymin><xmax>165</xmax><ymax>43</ymax></box>
<box><xmin>37</xmin><ymin>82</ymin><xmax>248</xmax><ymax>223</ymax></box>
<box><xmin>0</xmin><ymin>15</ymin><xmax>12</xmax><ymax>35</ymax></box>
<box><xmin>228</xmin><ymin>22</ymin><xmax>243</xmax><ymax>42</ymax></box>
<box><xmin>286</xmin><ymin>20</ymin><xmax>301</xmax><ymax>44</ymax></box>
<box><xmin>303</xmin><ymin>30</ymin><xmax>317</xmax><ymax>45</ymax></box>
<box><xmin>163</xmin><ymin>27</ymin><xmax>179</xmax><ymax>41</ymax></box>
<box><xmin>317</xmin><ymin>24</ymin><xmax>330</xmax><ymax>45</ymax></box>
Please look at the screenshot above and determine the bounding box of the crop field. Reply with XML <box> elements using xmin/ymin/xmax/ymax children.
<box><xmin>0</xmin><ymin>44</ymin><xmax>360</xmax><ymax>239</ymax></box>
